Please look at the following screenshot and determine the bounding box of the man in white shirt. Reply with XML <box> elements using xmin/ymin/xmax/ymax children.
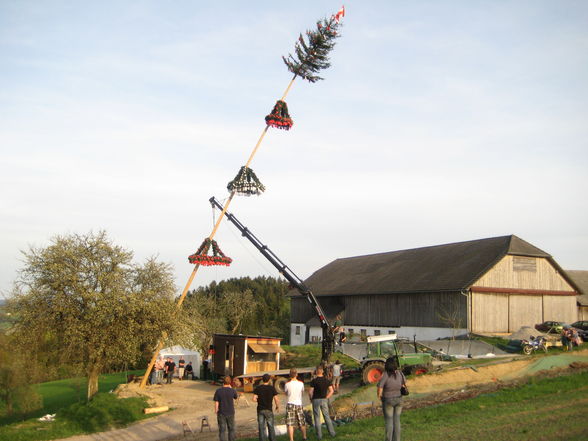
<box><xmin>284</xmin><ymin>368</ymin><xmax>307</xmax><ymax>441</ymax></box>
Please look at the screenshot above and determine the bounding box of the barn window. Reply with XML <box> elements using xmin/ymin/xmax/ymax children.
<box><xmin>295</xmin><ymin>326</ymin><xmax>300</xmax><ymax>335</ymax></box>
<box><xmin>513</xmin><ymin>256</ymin><xmax>536</xmax><ymax>272</ymax></box>
<box><xmin>348</xmin><ymin>328</ymin><xmax>354</xmax><ymax>335</ymax></box>
<box><xmin>360</xmin><ymin>329</ymin><xmax>367</xmax><ymax>340</ymax></box>
<box><xmin>374</xmin><ymin>330</ymin><xmax>381</xmax><ymax>336</ymax></box>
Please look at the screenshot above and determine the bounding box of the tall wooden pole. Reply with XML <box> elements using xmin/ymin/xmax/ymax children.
<box><xmin>140</xmin><ymin>76</ymin><xmax>297</xmax><ymax>389</ymax></box>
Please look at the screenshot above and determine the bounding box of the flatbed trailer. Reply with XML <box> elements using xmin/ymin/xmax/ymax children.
<box><xmin>235</xmin><ymin>366</ymin><xmax>316</xmax><ymax>393</ymax></box>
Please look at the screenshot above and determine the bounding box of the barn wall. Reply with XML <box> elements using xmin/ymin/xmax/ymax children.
<box><xmin>344</xmin><ymin>292</ymin><xmax>466</xmax><ymax>328</ymax></box>
<box><xmin>543</xmin><ymin>296</ymin><xmax>577</xmax><ymax>323</ymax></box>
<box><xmin>471</xmin><ymin>292</ymin><xmax>508</xmax><ymax>333</ymax></box>
<box><xmin>509</xmin><ymin>295</ymin><xmax>542</xmax><ymax>331</ymax></box>
<box><xmin>475</xmin><ymin>256</ymin><xmax>574</xmax><ymax>291</ymax></box>
<box><xmin>290</xmin><ymin>296</ymin><xmax>343</xmax><ymax>323</ymax></box>
<box><xmin>471</xmin><ymin>291</ymin><xmax>578</xmax><ymax>333</ymax></box>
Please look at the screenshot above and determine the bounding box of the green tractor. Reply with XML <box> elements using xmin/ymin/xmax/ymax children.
<box><xmin>343</xmin><ymin>334</ymin><xmax>433</xmax><ymax>384</ymax></box>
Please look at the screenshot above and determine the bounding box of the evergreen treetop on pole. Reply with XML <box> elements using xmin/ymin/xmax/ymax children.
<box><xmin>282</xmin><ymin>6</ymin><xmax>345</xmax><ymax>83</ymax></box>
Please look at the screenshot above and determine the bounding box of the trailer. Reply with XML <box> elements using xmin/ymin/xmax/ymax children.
<box><xmin>211</xmin><ymin>333</ymin><xmax>314</xmax><ymax>392</ymax></box>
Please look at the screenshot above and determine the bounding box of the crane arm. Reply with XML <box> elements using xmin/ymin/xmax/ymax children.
<box><xmin>209</xmin><ymin>196</ymin><xmax>335</xmax><ymax>362</ymax></box>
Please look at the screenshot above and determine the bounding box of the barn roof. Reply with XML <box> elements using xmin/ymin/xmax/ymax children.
<box><xmin>301</xmin><ymin>235</ymin><xmax>560</xmax><ymax>297</ymax></box>
<box><xmin>565</xmin><ymin>270</ymin><xmax>588</xmax><ymax>305</ymax></box>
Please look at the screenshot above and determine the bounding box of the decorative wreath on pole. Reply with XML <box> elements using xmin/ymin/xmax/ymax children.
<box><xmin>227</xmin><ymin>166</ymin><xmax>266</xmax><ymax>196</ymax></box>
<box><xmin>188</xmin><ymin>238</ymin><xmax>233</xmax><ymax>266</ymax></box>
<box><xmin>265</xmin><ymin>100</ymin><xmax>294</xmax><ymax>130</ymax></box>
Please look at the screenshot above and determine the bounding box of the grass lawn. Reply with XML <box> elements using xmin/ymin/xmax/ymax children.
<box><xmin>1</xmin><ymin>369</ymin><xmax>144</xmax><ymax>424</ymax></box>
<box><xmin>0</xmin><ymin>369</ymin><xmax>147</xmax><ymax>441</ymax></box>
<box><xmin>242</xmin><ymin>370</ymin><xmax>588</xmax><ymax>441</ymax></box>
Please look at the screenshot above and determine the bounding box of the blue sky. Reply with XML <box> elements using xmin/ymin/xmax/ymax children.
<box><xmin>1</xmin><ymin>1</ymin><xmax>587</xmax><ymax>296</ymax></box>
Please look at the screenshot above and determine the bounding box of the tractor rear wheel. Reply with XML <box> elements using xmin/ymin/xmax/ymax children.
<box><xmin>362</xmin><ymin>362</ymin><xmax>385</xmax><ymax>384</ymax></box>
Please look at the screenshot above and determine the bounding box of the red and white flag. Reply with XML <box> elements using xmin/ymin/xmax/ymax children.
<box><xmin>333</xmin><ymin>5</ymin><xmax>345</xmax><ymax>23</ymax></box>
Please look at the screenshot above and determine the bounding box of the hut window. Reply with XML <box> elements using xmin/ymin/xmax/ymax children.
<box><xmin>295</xmin><ymin>326</ymin><xmax>301</xmax><ymax>335</ymax></box>
<box><xmin>513</xmin><ymin>256</ymin><xmax>536</xmax><ymax>272</ymax></box>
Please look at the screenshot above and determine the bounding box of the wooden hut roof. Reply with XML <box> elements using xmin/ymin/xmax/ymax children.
<box><xmin>300</xmin><ymin>235</ymin><xmax>564</xmax><ymax>297</ymax></box>
<box><xmin>566</xmin><ymin>270</ymin><xmax>588</xmax><ymax>305</ymax></box>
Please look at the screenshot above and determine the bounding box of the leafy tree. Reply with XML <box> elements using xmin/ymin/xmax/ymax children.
<box><xmin>8</xmin><ymin>231</ymin><xmax>180</xmax><ymax>400</ymax></box>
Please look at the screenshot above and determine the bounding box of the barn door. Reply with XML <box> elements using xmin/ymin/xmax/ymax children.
<box><xmin>509</xmin><ymin>295</ymin><xmax>542</xmax><ymax>332</ymax></box>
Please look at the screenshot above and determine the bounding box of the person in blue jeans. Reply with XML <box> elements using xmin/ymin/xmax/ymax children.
<box><xmin>253</xmin><ymin>373</ymin><xmax>280</xmax><ymax>441</ymax></box>
<box><xmin>214</xmin><ymin>375</ymin><xmax>238</xmax><ymax>441</ymax></box>
<box><xmin>309</xmin><ymin>366</ymin><xmax>336</xmax><ymax>439</ymax></box>
<box><xmin>377</xmin><ymin>356</ymin><xmax>406</xmax><ymax>441</ymax></box>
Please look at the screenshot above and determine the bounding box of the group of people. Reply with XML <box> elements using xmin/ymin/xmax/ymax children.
<box><xmin>213</xmin><ymin>356</ymin><xmax>406</xmax><ymax>441</ymax></box>
<box><xmin>561</xmin><ymin>327</ymin><xmax>583</xmax><ymax>350</ymax></box>
<box><xmin>149</xmin><ymin>356</ymin><xmax>194</xmax><ymax>385</ymax></box>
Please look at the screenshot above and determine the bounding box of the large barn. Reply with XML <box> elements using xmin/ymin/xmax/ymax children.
<box><xmin>567</xmin><ymin>270</ymin><xmax>588</xmax><ymax>320</ymax></box>
<box><xmin>290</xmin><ymin>235</ymin><xmax>580</xmax><ymax>345</ymax></box>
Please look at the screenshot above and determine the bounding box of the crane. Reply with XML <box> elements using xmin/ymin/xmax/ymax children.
<box><xmin>209</xmin><ymin>196</ymin><xmax>336</xmax><ymax>363</ymax></box>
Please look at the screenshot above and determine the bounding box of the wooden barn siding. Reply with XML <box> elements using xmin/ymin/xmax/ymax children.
<box><xmin>472</xmin><ymin>292</ymin><xmax>508</xmax><ymax>333</ymax></box>
<box><xmin>471</xmin><ymin>292</ymin><xmax>578</xmax><ymax>333</ymax></box>
<box><xmin>347</xmin><ymin>293</ymin><xmax>467</xmax><ymax>327</ymax></box>
<box><xmin>543</xmin><ymin>296</ymin><xmax>577</xmax><ymax>323</ymax></box>
<box><xmin>292</xmin><ymin>292</ymin><xmax>466</xmax><ymax>328</ymax></box>
<box><xmin>475</xmin><ymin>256</ymin><xmax>573</xmax><ymax>291</ymax></box>
<box><xmin>509</xmin><ymin>295</ymin><xmax>542</xmax><ymax>331</ymax></box>
<box><xmin>290</xmin><ymin>296</ymin><xmax>343</xmax><ymax>323</ymax></box>
<box><xmin>579</xmin><ymin>306</ymin><xmax>588</xmax><ymax>321</ymax></box>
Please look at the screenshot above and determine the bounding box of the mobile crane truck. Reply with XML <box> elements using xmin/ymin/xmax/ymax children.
<box><xmin>209</xmin><ymin>197</ymin><xmax>431</xmax><ymax>385</ymax></box>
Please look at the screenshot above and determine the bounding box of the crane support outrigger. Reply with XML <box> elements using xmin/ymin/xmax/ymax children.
<box><xmin>209</xmin><ymin>196</ymin><xmax>336</xmax><ymax>363</ymax></box>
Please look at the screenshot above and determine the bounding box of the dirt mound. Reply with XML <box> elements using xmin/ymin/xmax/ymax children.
<box><xmin>509</xmin><ymin>326</ymin><xmax>544</xmax><ymax>341</ymax></box>
<box><xmin>114</xmin><ymin>383</ymin><xmax>167</xmax><ymax>408</ymax></box>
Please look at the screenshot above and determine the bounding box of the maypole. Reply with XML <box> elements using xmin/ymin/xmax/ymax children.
<box><xmin>140</xmin><ymin>6</ymin><xmax>345</xmax><ymax>389</ymax></box>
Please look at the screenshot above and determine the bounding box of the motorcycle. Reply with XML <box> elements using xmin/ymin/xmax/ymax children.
<box><xmin>521</xmin><ymin>335</ymin><xmax>548</xmax><ymax>355</ymax></box>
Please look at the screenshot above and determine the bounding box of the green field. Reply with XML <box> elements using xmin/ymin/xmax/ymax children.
<box><xmin>243</xmin><ymin>370</ymin><xmax>588</xmax><ymax>441</ymax></box>
<box><xmin>0</xmin><ymin>370</ymin><xmax>148</xmax><ymax>441</ymax></box>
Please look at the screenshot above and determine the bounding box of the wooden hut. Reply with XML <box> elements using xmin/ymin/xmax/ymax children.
<box><xmin>290</xmin><ymin>235</ymin><xmax>580</xmax><ymax>341</ymax></box>
<box><xmin>211</xmin><ymin>334</ymin><xmax>285</xmax><ymax>378</ymax></box>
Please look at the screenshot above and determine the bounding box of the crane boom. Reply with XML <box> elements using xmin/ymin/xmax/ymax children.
<box><xmin>209</xmin><ymin>196</ymin><xmax>336</xmax><ymax>363</ymax></box>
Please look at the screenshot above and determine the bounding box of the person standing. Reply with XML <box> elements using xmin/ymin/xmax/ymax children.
<box><xmin>331</xmin><ymin>360</ymin><xmax>342</xmax><ymax>394</ymax></box>
<box><xmin>284</xmin><ymin>368</ymin><xmax>307</xmax><ymax>441</ymax></box>
<box><xmin>166</xmin><ymin>357</ymin><xmax>176</xmax><ymax>384</ymax></box>
<box><xmin>309</xmin><ymin>366</ymin><xmax>336</xmax><ymax>439</ymax></box>
<box><xmin>214</xmin><ymin>375</ymin><xmax>238</xmax><ymax>441</ymax></box>
<box><xmin>377</xmin><ymin>356</ymin><xmax>406</xmax><ymax>441</ymax></box>
<box><xmin>178</xmin><ymin>357</ymin><xmax>186</xmax><ymax>381</ymax></box>
<box><xmin>253</xmin><ymin>373</ymin><xmax>280</xmax><ymax>441</ymax></box>
<box><xmin>155</xmin><ymin>356</ymin><xmax>165</xmax><ymax>384</ymax></box>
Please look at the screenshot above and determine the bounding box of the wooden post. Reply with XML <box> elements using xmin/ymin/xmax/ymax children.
<box><xmin>140</xmin><ymin>75</ymin><xmax>298</xmax><ymax>389</ymax></box>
